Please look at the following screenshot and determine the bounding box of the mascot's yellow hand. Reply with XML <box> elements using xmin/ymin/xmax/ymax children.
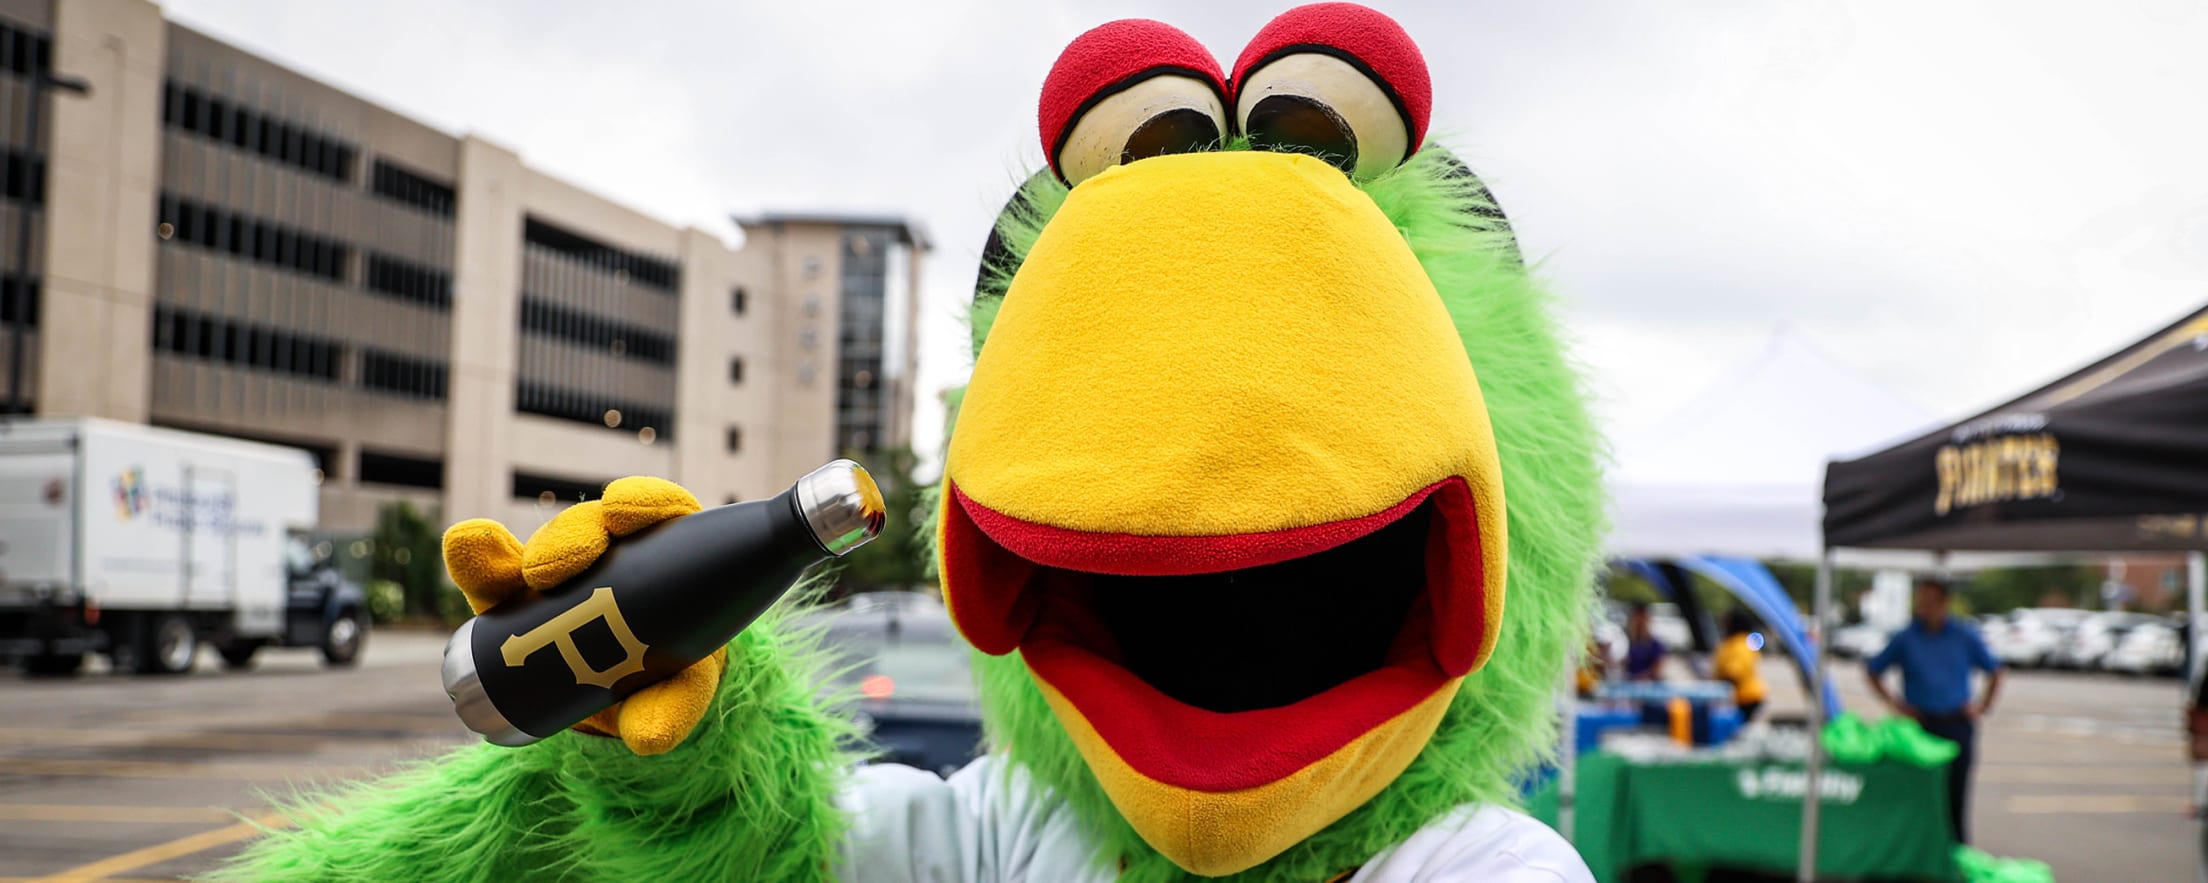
<box><xmin>441</xmin><ymin>476</ymin><xmax>727</xmax><ymax>756</ymax></box>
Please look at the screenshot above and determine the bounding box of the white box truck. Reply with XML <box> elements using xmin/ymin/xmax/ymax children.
<box><xmin>0</xmin><ymin>418</ymin><xmax>368</xmax><ymax>675</ymax></box>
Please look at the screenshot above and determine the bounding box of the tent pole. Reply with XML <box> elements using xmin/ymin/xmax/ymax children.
<box><xmin>2191</xmin><ymin>551</ymin><xmax>2205</xmax><ymax>702</ymax></box>
<box><xmin>1799</xmin><ymin>549</ymin><xmax>1834</xmax><ymax>883</ymax></box>
<box><xmin>2188</xmin><ymin>551</ymin><xmax>2205</xmax><ymax>883</ymax></box>
<box><xmin>1558</xmin><ymin>656</ymin><xmax>1578</xmax><ymax>844</ymax></box>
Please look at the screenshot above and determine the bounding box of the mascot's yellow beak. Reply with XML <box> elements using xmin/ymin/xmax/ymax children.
<box><xmin>941</xmin><ymin>151</ymin><xmax>1509</xmax><ymax>876</ymax></box>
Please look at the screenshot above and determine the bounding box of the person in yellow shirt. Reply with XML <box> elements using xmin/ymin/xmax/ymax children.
<box><xmin>1713</xmin><ymin>609</ymin><xmax>1768</xmax><ymax>721</ymax></box>
<box><xmin>1575</xmin><ymin>632</ymin><xmax>1611</xmax><ymax>698</ymax></box>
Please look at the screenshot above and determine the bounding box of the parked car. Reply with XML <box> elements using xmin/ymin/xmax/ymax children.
<box><xmin>1648</xmin><ymin>602</ymin><xmax>1695</xmax><ymax>651</ymax></box>
<box><xmin>1986</xmin><ymin>608</ymin><xmax>2091</xmax><ymax>669</ymax></box>
<box><xmin>2053</xmin><ymin>612</ymin><xmax>2164</xmax><ymax>670</ymax></box>
<box><xmin>1831</xmin><ymin>623</ymin><xmax>1895</xmax><ymax>660</ymax></box>
<box><xmin>1589</xmin><ymin>618</ymin><xmax>1627</xmax><ymax>666</ymax></box>
<box><xmin>1600</xmin><ymin>600</ymin><xmax>1697</xmax><ymax>654</ymax></box>
<box><xmin>2103</xmin><ymin>620</ymin><xmax>2184</xmax><ymax>676</ymax></box>
<box><xmin>799</xmin><ymin>592</ymin><xmax>983</xmax><ymax>777</ymax></box>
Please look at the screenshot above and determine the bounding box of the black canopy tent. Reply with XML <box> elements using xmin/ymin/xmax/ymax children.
<box><xmin>1826</xmin><ymin>304</ymin><xmax>2208</xmax><ymax>553</ymax></box>
<box><xmin>1794</xmin><ymin>305</ymin><xmax>2208</xmax><ymax>882</ymax></box>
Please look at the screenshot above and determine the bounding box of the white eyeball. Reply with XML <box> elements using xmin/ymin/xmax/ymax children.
<box><xmin>1056</xmin><ymin>74</ymin><xmax>1228</xmax><ymax>187</ymax></box>
<box><xmin>1236</xmin><ymin>53</ymin><xmax>1410</xmax><ymax>181</ymax></box>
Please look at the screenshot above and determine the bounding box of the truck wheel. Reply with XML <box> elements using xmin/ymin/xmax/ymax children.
<box><xmin>321</xmin><ymin>611</ymin><xmax>366</xmax><ymax>667</ymax></box>
<box><xmin>216</xmin><ymin>640</ymin><xmax>264</xmax><ymax>670</ymax></box>
<box><xmin>135</xmin><ymin>613</ymin><xmax>199</xmax><ymax>675</ymax></box>
<box><xmin>20</xmin><ymin>653</ymin><xmax>84</xmax><ymax>677</ymax></box>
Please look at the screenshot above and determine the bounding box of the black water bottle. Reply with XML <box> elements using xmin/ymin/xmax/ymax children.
<box><xmin>441</xmin><ymin>460</ymin><xmax>885</xmax><ymax>746</ymax></box>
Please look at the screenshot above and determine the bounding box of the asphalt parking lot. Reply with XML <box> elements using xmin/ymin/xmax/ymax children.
<box><xmin>0</xmin><ymin>633</ymin><xmax>2196</xmax><ymax>881</ymax></box>
<box><xmin>0</xmin><ymin>630</ymin><xmax>472</xmax><ymax>882</ymax></box>
<box><xmin>1779</xmin><ymin>657</ymin><xmax>2195</xmax><ymax>882</ymax></box>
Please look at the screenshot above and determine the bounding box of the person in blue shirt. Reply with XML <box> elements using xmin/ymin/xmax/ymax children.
<box><xmin>1623</xmin><ymin>602</ymin><xmax>1665</xmax><ymax>681</ymax></box>
<box><xmin>1866</xmin><ymin>578</ymin><xmax>2005</xmax><ymax>844</ymax></box>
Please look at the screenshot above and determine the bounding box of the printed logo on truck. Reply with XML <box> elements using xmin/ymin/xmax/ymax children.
<box><xmin>109</xmin><ymin>467</ymin><xmax>267</xmax><ymax>536</ymax></box>
<box><xmin>114</xmin><ymin>468</ymin><xmax>147</xmax><ymax>520</ymax></box>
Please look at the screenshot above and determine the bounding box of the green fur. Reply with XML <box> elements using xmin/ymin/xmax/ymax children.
<box><xmin>966</xmin><ymin>145</ymin><xmax>1608</xmax><ymax>881</ymax></box>
<box><xmin>210</xmin><ymin>602</ymin><xmax>864</xmax><ymax>882</ymax></box>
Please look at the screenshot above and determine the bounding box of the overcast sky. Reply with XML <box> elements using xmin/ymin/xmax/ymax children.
<box><xmin>162</xmin><ymin>0</ymin><xmax>2208</xmax><ymax>473</ymax></box>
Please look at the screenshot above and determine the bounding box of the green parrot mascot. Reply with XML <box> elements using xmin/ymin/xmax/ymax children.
<box><xmin>221</xmin><ymin>4</ymin><xmax>1607</xmax><ymax>881</ymax></box>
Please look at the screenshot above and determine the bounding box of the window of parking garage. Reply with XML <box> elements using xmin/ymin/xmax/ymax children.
<box><xmin>369</xmin><ymin>159</ymin><xmax>456</xmax><ymax>217</ymax></box>
<box><xmin>513</xmin><ymin>381</ymin><xmax>672</xmax><ymax>439</ymax></box>
<box><xmin>0</xmin><ymin>147</ymin><xmax>43</xmax><ymax>207</ymax></box>
<box><xmin>161</xmin><ymin>80</ymin><xmax>356</xmax><ymax>183</ymax></box>
<box><xmin>151</xmin><ymin>305</ymin><xmax>344</xmax><ymax>383</ymax></box>
<box><xmin>157</xmin><ymin>194</ymin><xmax>349</xmax><ymax>283</ymax></box>
<box><xmin>359</xmin><ymin>349</ymin><xmax>448</xmax><ymax>400</ymax></box>
<box><xmin>358</xmin><ymin>450</ymin><xmax>445</xmax><ymax>489</ymax></box>
<box><xmin>0</xmin><ymin>22</ymin><xmax>51</xmax><ymax>80</ymax></box>
<box><xmin>0</xmin><ymin>276</ymin><xmax>37</xmax><ymax>328</ymax></box>
<box><xmin>153</xmin><ymin>421</ymin><xmax>337</xmax><ymax>479</ymax></box>
<box><xmin>512</xmin><ymin>470</ymin><xmax>613</xmax><ymax>504</ymax></box>
<box><xmin>518</xmin><ymin>296</ymin><xmax>674</xmax><ymax>364</ymax></box>
<box><xmin>365</xmin><ymin>253</ymin><xmax>452</xmax><ymax>309</ymax></box>
<box><xmin>522</xmin><ymin>216</ymin><xmax>680</xmax><ymax>294</ymax></box>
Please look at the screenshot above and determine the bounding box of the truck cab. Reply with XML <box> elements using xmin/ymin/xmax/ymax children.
<box><xmin>210</xmin><ymin>532</ymin><xmax>369</xmax><ymax>670</ymax></box>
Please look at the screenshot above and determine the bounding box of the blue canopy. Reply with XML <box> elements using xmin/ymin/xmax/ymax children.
<box><xmin>1618</xmin><ymin>554</ymin><xmax>1841</xmax><ymax>719</ymax></box>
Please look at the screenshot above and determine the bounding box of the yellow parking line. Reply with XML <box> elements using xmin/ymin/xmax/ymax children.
<box><xmin>0</xmin><ymin>804</ymin><xmax>239</xmax><ymax>823</ymax></box>
<box><xmin>122</xmin><ymin>710</ymin><xmax>458</xmax><ymax>732</ymax></box>
<box><xmin>2004</xmin><ymin>793</ymin><xmax>2192</xmax><ymax>814</ymax></box>
<box><xmin>0</xmin><ymin>878</ymin><xmax>176</xmax><ymax>883</ymax></box>
<box><xmin>0</xmin><ymin>757</ymin><xmax>364</xmax><ymax>781</ymax></box>
<box><xmin>23</xmin><ymin>812</ymin><xmax>288</xmax><ymax>882</ymax></box>
<box><xmin>0</xmin><ymin>726</ymin><xmax>460</xmax><ymax>753</ymax></box>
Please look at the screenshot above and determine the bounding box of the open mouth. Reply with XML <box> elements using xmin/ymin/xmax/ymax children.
<box><xmin>940</xmin><ymin>477</ymin><xmax>1487</xmax><ymax>791</ymax></box>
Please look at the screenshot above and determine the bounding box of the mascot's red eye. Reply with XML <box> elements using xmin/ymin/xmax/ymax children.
<box><xmin>1039</xmin><ymin>19</ymin><xmax>1230</xmax><ymax>187</ymax></box>
<box><xmin>1231</xmin><ymin>3</ymin><xmax>1432</xmax><ymax>181</ymax></box>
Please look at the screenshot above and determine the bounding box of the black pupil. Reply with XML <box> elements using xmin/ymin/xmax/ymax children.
<box><xmin>1245</xmin><ymin>94</ymin><xmax>1358</xmax><ymax>173</ymax></box>
<box><xmin>1121</xmin><ymin>108</ymin><xmax>1220</xmax><ymax>165</ymax></box>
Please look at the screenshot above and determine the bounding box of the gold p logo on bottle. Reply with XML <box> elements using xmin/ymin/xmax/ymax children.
<box><xmin>500</xmin><ymin>586</ymin><xmax>651</xmax><ymax>688</ymax></box>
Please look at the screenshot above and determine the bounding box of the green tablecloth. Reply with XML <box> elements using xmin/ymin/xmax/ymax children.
<box><xmin>1529</xmin><ymin>752</ymin><xmax>1958</xmax><ymax>882</ymax></box>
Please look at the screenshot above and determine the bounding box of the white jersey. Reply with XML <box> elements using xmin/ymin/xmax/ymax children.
<box><xmin>837</xmin><ymin>757</ymin><xmax>1594</xmax><ymax>883</ymax></box>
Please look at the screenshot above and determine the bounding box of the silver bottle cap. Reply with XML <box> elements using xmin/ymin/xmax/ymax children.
<box><xmin>794</xmin><ymin>459</ymin><xmax>886</xmax><ymax>557</ymax></box>
<box><xmin>441</xmin><ymin>617</ymin><xmax>540</xmax><ymax>747</ymax></box>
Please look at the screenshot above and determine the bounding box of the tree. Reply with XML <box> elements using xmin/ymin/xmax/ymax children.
<box><xmin>1603</xmin><ymin>568</ymin><xmax>1662</xmax><ymax>605</ymax></box>
<box><xmin>1762</xmin><ymin>560</ymin><xmax>2100</xmax><ymax>620</ymax></box>
<box><xmin>1764</xmin><ymin>562</ymin><xmax>1878</xmax><ymax>620</ymax></box>
<box><xmin>371</xmin><ymin>501</ymin><xmax>445</xmax><ymax>616</ymax></box>
<box><xmin>834</xmin><ymin>446</ymin><xmax>936</xmax><ymax>595</ymax></box>
<box><xmin>1959</xmin><ymin>564</ymin><xmax>2100</xmax><ymax>613</ymax></box>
